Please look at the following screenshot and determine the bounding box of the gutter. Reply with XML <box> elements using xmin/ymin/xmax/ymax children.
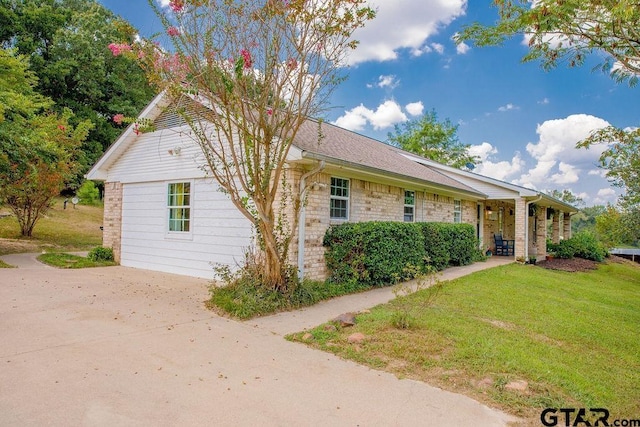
<box><xmin>297</xmin><ymin>160</ymin><xmax>325</xmax><ymax>281</ymax></box>
<box><xmin>301</xmin><ymin>151</ymin><xmax>485</xmax><ymax>200</ymax></box>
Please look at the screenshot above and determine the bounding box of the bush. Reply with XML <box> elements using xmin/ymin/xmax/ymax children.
<box><xmin>87</xmin><ymin>246</ymin><xmax>114</xmax><ymax>262</ymax></box>
<box><xmin>323</xmin><ymin>222</ymin><xmax>425</xmax><ymax>286</ymax></box>
<box><xmin>76</xmin><ymin>181</ymin><xmax>101</xmax><ymax>206</ymax></box>
<box><xmin>550</xmin><ymin>232</ymin><xmax>608</xmax><ymax>262</ymax></box>
<box><xmin>323</xmin><ymin>221</ymin><xmax>481</xmax><ymax>287</ymax></box>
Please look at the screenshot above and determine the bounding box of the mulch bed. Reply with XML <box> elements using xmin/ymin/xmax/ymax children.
<box><xmin>536</xmin><ymin>257</ymin><xmax>599</xmax><ymax>272</ymax></box>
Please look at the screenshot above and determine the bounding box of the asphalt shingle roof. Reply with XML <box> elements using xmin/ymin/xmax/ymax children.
<box><xmin>292</xmin><ymin>117</ymin><xmax>483</xmax><ymax>197</ymax></box>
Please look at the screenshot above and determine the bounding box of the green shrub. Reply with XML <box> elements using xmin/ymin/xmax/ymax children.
<box><xmin>76</xmin><ymin>181</ymin><xmax>101</xmax><ymax>206</ymax></box>
<box><xmin>419</xmin><ymin>223</ymin><xmax>450</xmax><ymax>270</ymax></box>
<box><xmin>323</xmin><ymin>221</ymin><xmax>425</xmax><ymax>286</ymax></box>
<box><xmin>87</xmin><ymin>246</ymin><xmax>114</xmax><ymax>262</ymax></box>
<box><xmin>551</xmin><ymin>232</ymin><xmax>608</xmax><ymax>262</ymax></box>
<box><xmin>447</xmin><ymin>223</ymin><xmax>477</xmax><ymax>266</ymax></box>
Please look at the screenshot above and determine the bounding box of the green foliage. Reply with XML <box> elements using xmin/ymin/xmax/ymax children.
<box><xmin>208</xmin><ymin>260</ymin><xmax>369</xmax><ymax>319</ymax></box>
<box><xmin>76</xmin><ymin>181</ymin><xmax>101</xmax><ymax>206</ymax></box>
<box><xmin>87</xmin><ymin>246</ymin><xmax>114</xmax><ymax>262</ymax></box>
<box><xmin>37</xmin><ymin>252</ymin><xmax>116</xmax><ymax>268</ymax></box>
<box><xmin>387</xmin><ymin>110</ymin><xmax>479</xmax><ymax>169</ymax></box>
<box><xmin>323</xmin><ymin>221</ymin><xmax>480</xmax><ymax>286</ymax></box>
<box><xmin>456</xmin><ymin>0</ymin><xmax>640</xmax><ymax>86</ymax></box>
<box><xmin>546</xmin><ymin>189</ymin><xmax>584</xmax><ymax>208</ymax></box>
<box><xmin>0</xmin><ymin>0</ymin><xmax>156</xmax><ymax>187</ymax></box>
<box><xmin>549</xmin><ymin>232</ymin><xmax>609</xmax><ymax>262</ymax></box>
<box><xmin>323</xmin><ymin>222</ymin><xmax>426</xmax><ymax>287</ymax></box>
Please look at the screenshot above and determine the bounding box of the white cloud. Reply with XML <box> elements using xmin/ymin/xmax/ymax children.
<box><xmin>156</xmin><ymin>0</ymin><xmax>170</xmax><ymax>7</ymax></box>
<box><xmin>588</xmin><ymin>169</ymin><xmax>607</xmax><ymax>178</ymax></box>
<box><xmin>468</xmin><ymin>142</ymin><xmax>524</xmax><ymax>181</ymax></box>
<box><xmin>592</xmin><ymin>187</ymin><xmax>618</xmax><ymax>205</ymax></box>
<box><xmin>333</xmin><ymin>100</ymin><xmax>408</xmax><ymax>131</ymax></box>
<box><xmin>456</xmin><ymin>41</ymin><xmax>470</xmax><ymax>54</ymax></box>
<box><xmin>498</xmin><ymin>103</ymin><xmax>519</xmax><ymax>112</ymax></box>
<box><xmin>431</xmin><ymin>42</ymin><xmax>445</xmax><ymax>55</ymax></box>
<box><xmin>597</xmin><ymin>188</ymin><xmax>616</xmax><ymax>197</ymax></box>
<box><xmin>347</xmin><ymin>0</ymin><xmax>466</xmax><ymax>65</ymax></box>
<box><xmin>405</xmin><ymin>101</ymin><xmax>424</xmax><ymax>116</ymax></box>
<box><xmin>538</xmin><ymin>98</ymin><xmax>550</xmax><ymax>105</ymax></box>
<box><xmin>514</xmin><ymin>114</ymin><xmax>611</xmax><ymax>189</ymax></box>
<box><xmin>377</xmin><ymin>75</ymin><xmax>399</xmax><ymax>89</ymax></box>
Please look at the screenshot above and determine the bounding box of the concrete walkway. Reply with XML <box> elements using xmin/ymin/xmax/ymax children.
<box><xmin>0</xmin><ymin>254</ymin><xmax>517</xmax><ymax>426</ymax></box>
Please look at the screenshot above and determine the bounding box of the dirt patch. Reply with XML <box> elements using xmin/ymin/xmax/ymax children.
<box><xmin>536</xmin><ymin>257</ymin><xmax>598</xmax><ymax>272</ymax></box>
<box><xmin>0</xmin><ymin>238</ymin><xmax>44</xmax><ymax>255</ymax></box>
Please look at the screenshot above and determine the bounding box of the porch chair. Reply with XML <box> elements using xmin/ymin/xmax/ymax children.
<box><xmin>493</xmin><ymin>233</ymin><xmax>515</xmax><ymax>256</ymax></box>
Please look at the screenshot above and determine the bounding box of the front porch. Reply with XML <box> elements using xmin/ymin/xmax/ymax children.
<box><xmin>478</xmin><ymin>197</ymin><xmax>574</xmax><ymax>261</ymax></box>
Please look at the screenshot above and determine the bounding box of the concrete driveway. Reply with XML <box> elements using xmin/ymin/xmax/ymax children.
<box><xmin>0</xmin><ymin>256</ymin><xmax>516</xmax><ymax>426</ymax></box>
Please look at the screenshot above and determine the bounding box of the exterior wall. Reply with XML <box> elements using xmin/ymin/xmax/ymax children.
<box><xmin>300</xmin><ymin>172</ymin><xmax>478</xmax><ymax>281</ymax></box>
<box><xmin>103</xmin><ymin>181</ymin><xmax>123</xmax><ymax>263</ymax></box>
<box><xmin>119</xmin><ymin>178</ymin><xmax>253</xmax><ymax>279</ymax></box>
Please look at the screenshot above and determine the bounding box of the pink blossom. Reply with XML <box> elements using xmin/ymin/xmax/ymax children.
<box><xmin>267</xmin><ymin>109</ymin><xmax>273</xmax><ymax>116</ymax></box>
<box><xmin>169</xmin><ymin>0</ymin><xmax>184</xmax><ymax>12</ymax></box>
<box><xmin>286</xmin><ymin>58</ymin><xmax>298</xmax><ymax>70</ymax></box>
<box><xmin>113</xmin><ymin>114</ymin><xmax>125</xmax><ymax>125</ymax></box>
<box><xmin>167</xmin><ymin>26</ymin><xmax>180</xmax><ymax>37</ymax></box>
<box><xmin>108</xmin><ymin>43</ymin><xmax>132</xmax><ymax>56</ymax></box>
<box><xmin>240</xmin><ymin>49</ymin><xmax>253</xmax><ymax>69</ymax></box>
<box><xmin>133</xmin><ymin>123</ymin><xmax>140</xmax><ymax>135</ymax></box>
<box><xmin>58</xmin><ymin>125</ymin><xmax>66</xmax><ymax>131</ymax></box>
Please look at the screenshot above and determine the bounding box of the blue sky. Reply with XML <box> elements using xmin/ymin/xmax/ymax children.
<box><xmin>98</xmin><ymin>0</ymin><xmax>638</xmax><ymax>206</ymax></box>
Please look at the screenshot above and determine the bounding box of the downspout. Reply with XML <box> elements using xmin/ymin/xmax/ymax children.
<box><xmin>297</xmin><ymin>160</ymin><xmax>325</xmax><ymax>281</ymax></box>
<box><xmin>524</xmin><ymin>194</ymin><xmax>543</xmax><ymax>260</ymax></box>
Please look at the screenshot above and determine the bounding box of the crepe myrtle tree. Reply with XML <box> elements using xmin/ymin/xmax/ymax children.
<box><xmin>111</xmin><ymin>0</ymin><xmax>375</xmax><ymax>291</ymax></box>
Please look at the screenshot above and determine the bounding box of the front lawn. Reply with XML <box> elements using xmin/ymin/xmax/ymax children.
<box><xmin>289</xmin><ymin>259</ymin><xmax>640</xmax><ymax>423</ymax></box>
<box><xmin>37</xmin><ymin>252</ymin><xmax>116</xmax><ymax>268</ymax></box>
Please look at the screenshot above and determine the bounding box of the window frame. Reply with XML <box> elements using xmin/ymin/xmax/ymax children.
<box><xmin>166</xmin><ymin>181</ymin><xmax>193</xmax><ymax>239</ymax></box>
<box><xmin>330</xmin><ymin>177</ymin><xmax>350</xmax><ymax>220</ymax></box>
<box><xmin>404</xmin><ymin>190</ymin><xmax>415</xmax><ymax>222</ymax></box>
<box><xmin>453</xmin><ymin>199</ymin><xmax>462</xmax><ymax>223</ymax></box>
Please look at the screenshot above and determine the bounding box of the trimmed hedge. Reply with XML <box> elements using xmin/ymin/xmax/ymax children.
<box><xmin>323</xmin><ymin>221</ymin><xmax>479</xmax><ymax>286</ymax></box>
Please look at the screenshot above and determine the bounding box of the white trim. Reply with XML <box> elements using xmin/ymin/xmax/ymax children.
<box><xmin>165</xmin><ymin>180</ymin><xmax>194</xmax><ymax>241</ymax></box>
<box><xmin>404</xmin><ymin>190</ymin><xmax>415</xmax><ymax>223</ymax></box>
<box><xmin>329</xmin><ymin>176</ymin><xmax>350</xmax><ymax>220</ymax></box>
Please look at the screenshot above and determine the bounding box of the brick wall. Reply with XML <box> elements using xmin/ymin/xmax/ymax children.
<box><xmin>103</xmin><ymin>181</ymin><xmax>123</xmax><ymax>263</ymax></box>
<box><xmin>299</xmin><ymin>172</ymin><xmax>478</xmax><ymax>281</ymax></box>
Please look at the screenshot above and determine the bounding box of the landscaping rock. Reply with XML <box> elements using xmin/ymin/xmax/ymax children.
<box><xmin>302</xmin><ymin>333</ymin><xmax>313</xmax><ymax>341</ymax></box>
<box><xmin>332</xmin><ymin>312</ymin><xmax>357</xmax><ymax>327</ymax></box>
<box><xmin>505</xmin><ymin>380</ymin><xmax>528</xmax><ymax>392</ymax></box>
<box><xmin>347</xmin><ymin>332</ymin><xmax>365</xmax><ymax>344</ymax></box>
<box><xmin>323</xmin><ymin>324</ymin><xmax>337</xmax><ymax>332</ymax></box>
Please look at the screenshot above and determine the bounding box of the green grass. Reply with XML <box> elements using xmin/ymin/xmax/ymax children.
<box><xmin>289</xmin><ymin>260</ymin><xmax>640</xmax><ymax>422</ymax></box>
<box><xmin>37</xmin><ymin>252</ymin><xmax>116</xmax><ymax>268</ymax></box>
<box><xmin>0</xmin><ymin>198</ymin><xmax>103</xmax><ymax>255</ymax></box>
<box><xmin>0</xmin><ymin>259</ymin><xmax>15</xmax><ymax>268</ymax></box>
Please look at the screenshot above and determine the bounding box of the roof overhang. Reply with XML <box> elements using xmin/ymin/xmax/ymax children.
<box><xmin>297</xmin><ymin>150</ymin><xmax>487</xmax><ymax>200</ymax></box>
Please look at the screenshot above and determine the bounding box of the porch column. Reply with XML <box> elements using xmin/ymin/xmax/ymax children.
<box><xmin>515</xmin><ymin>198</ymin><xmax>526</xmax><ymax>259</ymax></box>
<box><xmin>103</xmin><ymin>181</ymin><xmax>123</xmax><ymax>263</ymax></box>
<box><xmin>552</xmin><ymin>210</ymin><xmax>560</xmax><ymax>244</ymax></box>
<box><xmin>536</xmin><ymin>206</ymin><xmax>547</xmax><ymax>259</ymax></box>
<box><xmin>563</xmin><ymin>213</ymin><xmax>572</xmax><ymax>239</ymax></box>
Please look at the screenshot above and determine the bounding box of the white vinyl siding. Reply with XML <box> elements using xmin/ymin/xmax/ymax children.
<box><xmin>120</xmin><ymin>179</ymin><xmax>253</xmax><ymax>279</ymax></box>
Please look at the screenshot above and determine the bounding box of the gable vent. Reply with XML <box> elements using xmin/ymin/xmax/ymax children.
<box><xmin>153</xmin><ymin>109</ymin><xmax>188</xmax><ymax>130</ymax></box>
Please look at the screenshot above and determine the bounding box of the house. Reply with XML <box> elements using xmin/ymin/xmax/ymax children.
<box><xmin>87</xmin><ymin>92</ymin><xmax>577</xmax><ymax>280</ymax></box>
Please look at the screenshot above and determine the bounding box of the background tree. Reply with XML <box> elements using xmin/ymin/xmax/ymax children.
<box><xmin>456</xmin><ymin>0</ymin><xmax>640</xmax><ymax>86</ymax></box>
<box><xmin>0</xmin><ymin>0</ymin><xmax>155</xmax><ymax>188</ymax></box>
<box><xmin>0</xmin><ymin>49</ymin><xmax>91</xmax><ymax>236</ymax></box>
<box><xmin>118</xmin><ymin>0</ymin><xmax>375</xmax><ymax>290</ymax></box>
<box><xmin>387</xmin><ymin>110</ymin><xmax>479</xmax><ymax>169</ymax></box>
<box><xmin>456</xmin><ymin>1</ymin><xmax>639</xmax><ymax>217</ymax></box>
<box><xmin>547</xmin><ymin>189</ymin><xmax>584</xmax><ymax>207</ymax></box>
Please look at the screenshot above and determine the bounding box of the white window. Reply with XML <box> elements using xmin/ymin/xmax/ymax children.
<box><xmin>168</xmin><ymin>182</ymin><xmax>191</xmax><ymax>232</ymax></box>
<box><xmin>330</xmin><ymin>177</ymin><xmax>349</xmax><ymax>220</ymax></box>
<box><xmin>453</xmin><ymin>199</ymin><xmax>462</xmax><ymax>223</ymax></box>
<box><xmin>404</xmin><ymin>190</ymin><xmax>415</xmax><ymax>222</ymax></box>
